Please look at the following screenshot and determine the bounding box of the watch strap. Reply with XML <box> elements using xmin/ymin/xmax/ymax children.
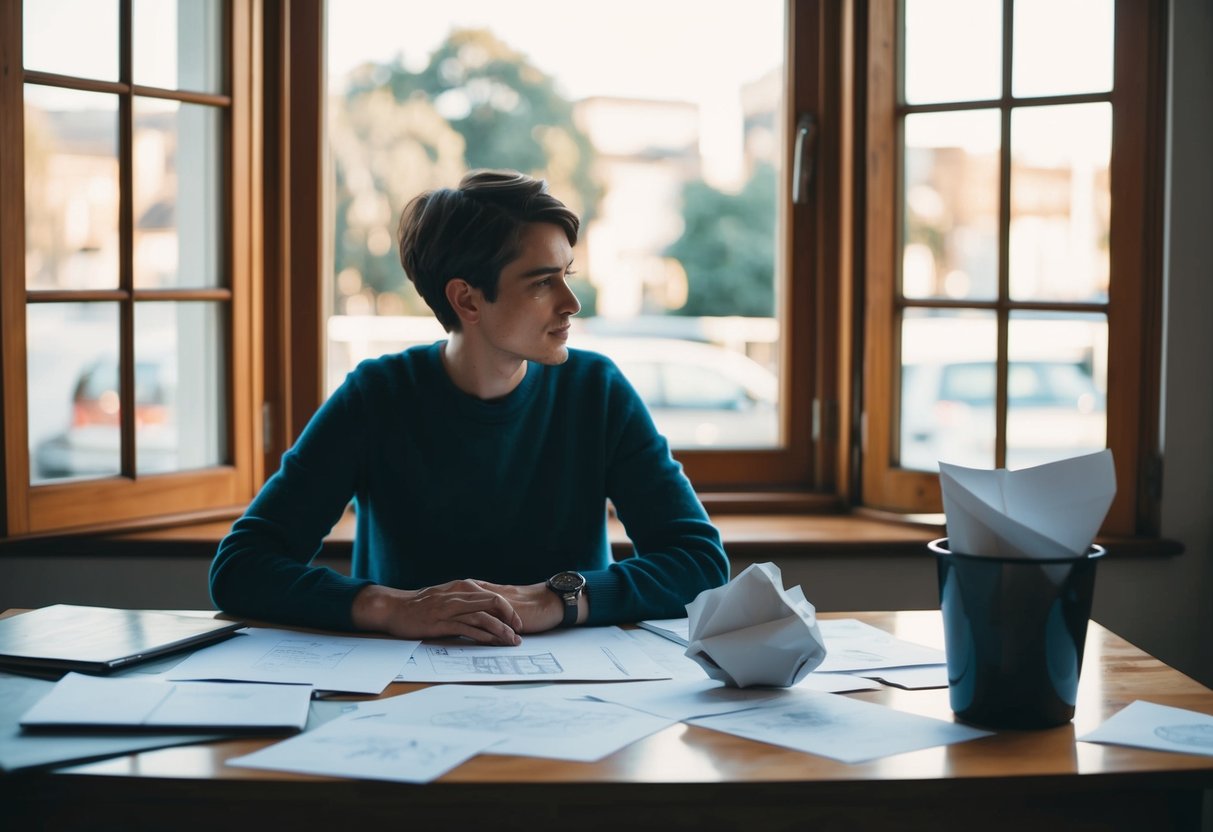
<box><xmin>559</xmin><ymin>592</ymin><xmax>579</xmax><ymax>627</ymax></box>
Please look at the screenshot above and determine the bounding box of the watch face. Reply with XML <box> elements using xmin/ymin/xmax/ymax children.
<box><xmin>549</xmin><ymin>571</ymin><xmax>585</xmax><ymax>592</ymax></box>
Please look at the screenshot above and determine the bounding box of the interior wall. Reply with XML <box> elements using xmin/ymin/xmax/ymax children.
<box><xmin>1092</xmin><ymin>0</ymin><xmax>1213</xmax><ymax>689</ymax></box>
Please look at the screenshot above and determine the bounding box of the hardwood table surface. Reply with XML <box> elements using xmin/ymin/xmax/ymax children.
<box><xmin>4</xmin><ymin>609</ymin><xmax>1213</xmax><ymax>831</ymax></box>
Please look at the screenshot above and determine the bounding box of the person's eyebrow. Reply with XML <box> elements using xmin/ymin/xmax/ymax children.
<box><xmin>516</xmin><ymin>259</ymin><xmax>574</xmax><ymax>279</ymax></box>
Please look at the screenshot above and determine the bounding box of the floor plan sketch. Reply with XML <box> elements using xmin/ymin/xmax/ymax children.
<box><xmin>254</xmin><ymin>640</ymin><xmax>353</xmax><ymax>670</ymax></box>
<box><xmin>422</xmin><ymin>647</ymin><xmax>563</xmax><ymax>676</ymax></box>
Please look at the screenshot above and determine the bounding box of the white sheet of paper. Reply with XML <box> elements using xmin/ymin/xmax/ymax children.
<box><xmin>814</xmin><ymin>618</ymin><xmax>946</xmax><ymax>673</ymax></box>
<box><xmin>639</xmin><ymin>617</ymin><xmax>943</xmax><ymax>675</ymax></box>
<box><xmin>348</xmin><ymin>684</ymin><xmax>677</xmax><ymax>762</ymax></box>
<box><xmin>228</xmin><ymin>719</ymin><xmax>500</xmax><ymax>783</ymax></box>
<box><xmin>20</xmin><ymin>673</ymin><xmax>313</xmax><ymax>730</ymax></box>
<box><xmin>940</xmin><ymin>449</ymin><xmax>1116</xmax><ymax>559</ymax></box>
<box><xmin>622</xmin><ymin>627</ymin><xmax>712</xmax><ymax>681</ymax></box>
<box><xmin>637</xmin><ymin>618</ymin><xmax>690</xmax><ymax>646</ymax></box>
<box><xmin>857</xmin><ymin>664</ymin><xmax>949</xmax><ymax>690</ymax></box>
<box><xmin>1077</xmin><ymin>700</ymin><xmax>1213</xmax><ymax>757</ymax></box>
<box><xmin>688</xmin><ymin>689</ymin><xmax>991</xmax><ymax>764</ymax></box>
<box><xmin>395</xmin><ymin>626</ymin><xmax>669</xmax><ymax>683</ymax></box>
<box><xmin>569</xmin><ymin>679</ymin><xmax>788</xmax><ymax>721</ymax></box>
<box><xmin>165</xmin><ymin>628</ymin><xmax>418</xmax><ymax>694</ymax></box>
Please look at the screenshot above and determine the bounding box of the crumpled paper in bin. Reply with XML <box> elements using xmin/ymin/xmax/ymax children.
<box><xmin>940</xmin><ymin>449</ymin><xmax>1116</xmax><ymax>559</ymax></box>
<box><xmin>683</xmin><ymin>562</ymin><xmax>827</xmax><ymax>688</ymax></box>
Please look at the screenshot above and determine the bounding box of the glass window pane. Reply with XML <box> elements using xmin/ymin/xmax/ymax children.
<box><xmin>23</xmin><ymin>0</ymin><xmax>118</xmax><ymax>81</ymax></box>
<box><xmin>135</xmin><ymin>302</ymin><xmax>227</xmax><ymax>474</ymax></box>
<box><xmin>326</xmin><ymin>0</ymin><xmax>784</xmax><ymax>450</ymax></box>
<box><xmin>28</xmin><ymin>303</ymin><xmax>121</xmax><ymax>483</ymax></box>
<box><xmin>1007</xmin><ymin>313</ymin><xmax>1106</xmax><ymax>469</ymax></box>
<box><xmin>902</xmin><ymin>110</ymin><xmax>1000</xmax><ymax>301</ymax></box>
<box><xmin>25</xmin><ymin>86</ymin><xmax>120</xmax><ymax>290</ymax></box>
<box><xmin>1009</xmin><ymin>103</ymin><xmax>1111</xmax><ymax>302</ymax></box>
<box><xmin>1013</xmin><ymin>0</ymin><xmax>1114</xmax><ymax>98</ymax></box>
<box><xmin>133</xmin><ymin>0</ymin><xmax>225</xmax><ymax>93</ymax></box>
<box><xmin>899</xmin><ymin>310</ymin><xmax>998</xmax><ymax>471</ymax></box>
<box><xmin>904</xmin><ymin>0</ymin><xmax>1001</xmax><ymax>105</ymax></box>
<box><xmin>133</xmin><ymin>98</ymin><xmax>224</xmax><ymax>288</ymax></box>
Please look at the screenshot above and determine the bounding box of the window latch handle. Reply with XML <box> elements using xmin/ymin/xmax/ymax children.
<box><xmin>792</xmin><ymin>113</ymin><xmax>818</xmax><ymax>205</ymax></box>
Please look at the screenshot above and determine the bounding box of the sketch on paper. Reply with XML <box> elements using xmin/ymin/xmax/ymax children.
<box><xmin>421</xmin><ymin>647</ymin><xmax>563</xmax><ymax>676</ymax></box>
<box><xmin>429</xmin><ymin>696</ymin><xmax>620</xmax><ymax>735</ymax></box>
<box><xmin>253</xmin><ymin>640</ymin><xmax>354</xmax><ymax>670</ymax></box>
<box><xmin>1155</xmin><ymin>724</ymin><xmax>1213</xmax><ymax>748</ymax></box>
<box><xmin>313</xmin><ymin>734</ymin><xmax>454</xmax><ymax>765</ymax></box>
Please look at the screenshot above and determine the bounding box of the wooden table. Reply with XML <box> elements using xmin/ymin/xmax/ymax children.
<box><xmin>4</xmin><ymin>610</ymin><xmax>1213</xmax><ymax>831</ymax></box>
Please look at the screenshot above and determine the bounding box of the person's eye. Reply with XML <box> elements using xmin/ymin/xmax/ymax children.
<box><xmin>565</xmin><ymin>268</ymin><xmax>578</xmax><ymax>278</ymax></box>
<box><xmin>534</xmin><ymin>277</ymin><xmax>553</xmax><ymax>288</ymax></box>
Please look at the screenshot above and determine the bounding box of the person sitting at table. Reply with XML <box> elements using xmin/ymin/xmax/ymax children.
<box><xmin>209</xmin><ymin>169</ymin><xmax>729</xmax><ymax>646</ymax></box>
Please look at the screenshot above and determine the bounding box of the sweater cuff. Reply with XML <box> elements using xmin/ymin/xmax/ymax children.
<box><xmin>581</xmin><ymin>568</ymin><xmax>628</xmax><ymax>626</ymax></box>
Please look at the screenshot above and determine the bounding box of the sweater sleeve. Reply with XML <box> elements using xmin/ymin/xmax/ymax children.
<box><xmin>208</xmin><ymin>374</ymin><xmax>373</xmax><ymax>630</ymax></box>
<box><xmin>582</xmin><ymin>369</ymin><xmax>730</xmax><ymax>624</ymax></box>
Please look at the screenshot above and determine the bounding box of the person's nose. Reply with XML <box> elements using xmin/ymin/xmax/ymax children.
<box><xmin>559</xmin><ymin>280</ymin><xmax>581</xmax><ymax>316</ymax></box>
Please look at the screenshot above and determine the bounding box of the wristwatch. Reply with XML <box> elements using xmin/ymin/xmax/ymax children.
<box><xmin>546</xmin><ymin>571</ymin><xmax>586</xmax><ymax>627</ymax></box>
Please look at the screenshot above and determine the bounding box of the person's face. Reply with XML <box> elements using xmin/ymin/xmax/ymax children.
<box><xmin>477</xmin><ymin>221</ymin><xmax>581</xmax><ymax>366</ymax></box>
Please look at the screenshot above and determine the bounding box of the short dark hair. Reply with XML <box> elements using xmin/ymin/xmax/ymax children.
<box><xmin>397</xmin><ymin>170</ymin><xmax>581</xmax><ymax>331</ymax></box>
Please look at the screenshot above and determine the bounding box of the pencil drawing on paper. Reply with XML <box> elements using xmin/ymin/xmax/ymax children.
<box><xmin>422</xmin><ymin>647</ymin><xmax>563</xmax><ymax>675</ymax></box>
<box><xmin>253</xmin><ymin>639</ymin><xmax>353</xmax><ymax>670</ymax></box>
<box><xmin>314</xmin><ymin>734</ymin><xmax>453</xmax><ymax>764</ymax></box>
<box><xmin>430</xmin><ymin>697</ymin><xmax>619</xmax><ymax>734</ymax></box>
<box><xmin>1154</xmin><ymin>724</ymin><xmax>1213</xmax><ymax>748</ymax></box>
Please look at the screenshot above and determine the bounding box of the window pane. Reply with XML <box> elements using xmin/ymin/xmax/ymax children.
<box><xmin>1010</xmin><ymin>103</ymin><xmax>1111</xmax><ymax>302</ymax></box>
<box><xmin>25</xmin><ymin>86</ymin><xmax>120</xmax><ymax>290</ymax></box>
<box><xmin>899</xmin><ymin>310</ymin><xmax>998</xmax><ymax>471</ymax></box>
<box><xmin>1013</xmin><ymin>0</ymin><xmax>1114</xmax><ymax>98</ymax></box>
<box><xmin>1007</xmin><ymin>313</ymin><xmax>1106</xmax><ymax>470</ymax></box>
<box><xmin>903</xmin><ymin>0</ymin><xmax>1001</xmax><ymax>105</ymax></box>
<box><xmin>902</xmin><ymin>110</ymin><xmax>1000</xmax><ymax>301</ymax></box>
<box><xmin>135</xmin><ymin>302</ymin><xmax>227</xmax><ymax>473</ymax></box>
<box><xmin>326</xmin><ymin>0</ymin><xmax>784</xmax><ymax>449</ymax></box>
<box><xmin>134</xmin><ymin>98</ymin><xmax>224</xmax><ymax>288</ymax></box>
<box><xmin>23</xmin><ymin>0</ymin><xmax>118</xmax><ymax>81</ymax></box>
<box><xmin>28</xmin><ymin>303</ymin><xmax>121</xmax><ymax>483</ymax></box>
<box><xmin>133</xmin><ymin>0</ymin><xmax>225</xmax><ymax>93</ymax></box>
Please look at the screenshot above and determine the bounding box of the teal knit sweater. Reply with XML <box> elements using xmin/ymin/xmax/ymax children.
<box><xmin>209</xmin><ymin>343</ymin><xmax>729</xmax><ymax>631</ymax></box>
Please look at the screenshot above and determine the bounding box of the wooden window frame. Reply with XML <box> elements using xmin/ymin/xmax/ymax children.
<box><xmin>263</xmin><ymin>0</ymin><xmax>855</xmax><ymax>506</ymax></box>
<box><xmin>860</xmin><ymin>0</ymin><xmax>1167</xmax><ymax>536</ymax></box>
<box><xmin>0</xmin><ymin>0</ymin><xmax>261</xmax><ymax>536</ymax></box>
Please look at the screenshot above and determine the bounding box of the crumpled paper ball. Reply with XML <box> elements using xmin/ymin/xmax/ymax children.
<box><xmin>684</xmin><ymin>562</ymin><xmax>827</xmax><ymax>688</ymax></box>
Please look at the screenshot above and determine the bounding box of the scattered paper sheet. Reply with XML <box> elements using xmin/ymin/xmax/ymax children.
<box><xmin>857</xmin><ymin>664</ymin><xmax>949</xmax><ymax>690</ymax></box>
<box><xmin>166</xmin><ymin>628</ymin><xmax>418</xmax><ymax>694</ymax></box>
<box><xmin>347</xmin><ymin>684</ymin><xmax>678</xmax><ymax>762</ymax></box>
<box><xmin>814</xmin><ymin>618</ymin><xmax>946</xmax><ymax>673</ymax></box>
<box><xmin>228</xmin><ymin>719</ymin><xmax>500</xmax><ymax>783</ymax></box>
<box><xmin>940</xmin><ymin>449</ymin><xmax>1116</xmax><ymax>559</ymax></box>
<box><xmin>685</xmin><ymin>562</ymin><xmax>828</xmax><ymax>688</ymax></box>
<box><xmin>637</xmin><ymin>618</ymin><xmax>690</xmax><ymax>646</ymax></box>
<box><xmin>0</xmin><ymin>671</ymin><xmax>226</xmax><ymax>773</ymax></box>
<box><xmin>622</xmin><ymin>627</ymin><xmax>711</xmax><ymax>681</ymax></box>
<box><xmin>1077</xmin><ymin>700</ymin><xmax>1213</xmax><ymax>757</ymax></box>
<box><xmin>688</xmin><ymin>689</ymin><xmax>991</xmax><ymax>764</ymax></box>
<box><xmin>19</xmin><ymin>673</ymin><xmax>313</xmax><ymax>731</ymax></box>
<box><xmin>396</xmin><ymin>626</ymin><xmax>669</xmax><ymax>684</ymax></box>
<box><xmin>639</xmin><ymin>617</ymin><xmax>944</xmax><ymax>676</ymax></box>
<box><xmin>569</xmin><ymin>679</ymin><xmax>789</xmax><ymax>721</ymax></box>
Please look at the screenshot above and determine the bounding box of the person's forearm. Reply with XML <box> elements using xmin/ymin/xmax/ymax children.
<box><xmin>351</xmin><ymin>584</ymin><xmax>416</xmax><ymax>633</ymax></box>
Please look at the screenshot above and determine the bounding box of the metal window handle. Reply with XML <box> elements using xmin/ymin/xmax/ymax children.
<box><xmin>792</xmin><ymin>113</ymin><xmax>818</xmax><ymax>205</ymax></box>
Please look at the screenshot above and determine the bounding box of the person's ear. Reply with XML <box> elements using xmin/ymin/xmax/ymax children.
<box><xmin>445</xmin><ymin>278</ymin><xmax>482</xmax><ymax>326</ymax></box>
